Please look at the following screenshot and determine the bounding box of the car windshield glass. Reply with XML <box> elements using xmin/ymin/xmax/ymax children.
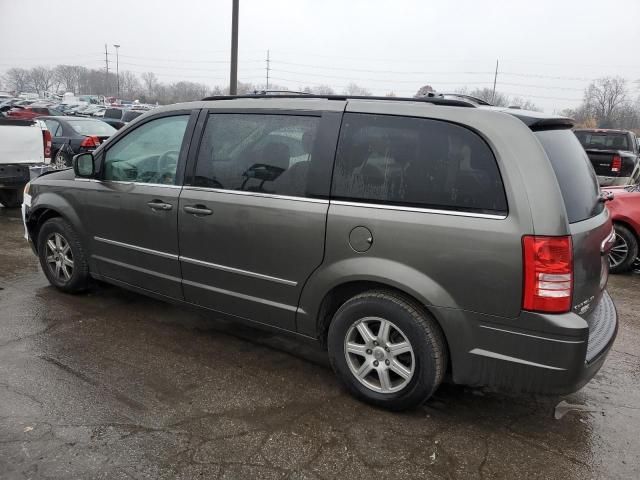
<box><xmin>536</xmin><ymin>129</ymin><xmax>603</xmax><ymax>223</ymax></box>
<box><xmin>574</xmin><ymin>131</ymin><xmax>630</xmax><ymax>151</ymax></box>
<box><xmin>67</xmin><ymin>120</ymin><xmax>116</xmax><ymax>136</ymax></box>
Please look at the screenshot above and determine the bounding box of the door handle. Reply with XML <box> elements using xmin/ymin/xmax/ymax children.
<box><xmin>147</xmin><ymin>200</ymin><xmax>173</xmax><ymax>211</ymax></box>
<box><xmin>184</xmin><ymin>205</ymin><xmax>213</xmax><ymax>216</ymax></box>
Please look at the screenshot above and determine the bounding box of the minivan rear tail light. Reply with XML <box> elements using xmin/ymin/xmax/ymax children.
<box><xmin>43</xmin><ymin>129</ymin><xmax>52</xmax><ymax>159</ymax></box>
<box><xmin>522</xmin><ymin>235</ymin><xmax>573</xmax><ymax>313</ymax></box>
<box><xmin>611</xmin><ymin>155</ymin><xmax>622</xmax><ymax>173</ymax></box>
<box><xmin>80</xmin><ymin>135</ymin><xmax>100</xmax><ymax>148</ymax></box>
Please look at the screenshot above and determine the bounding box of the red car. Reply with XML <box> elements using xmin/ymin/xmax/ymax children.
<box><xmin>5</xmin><ymin>105</ymin><xmax>64</xmax><ymax>120</ymax></box>
<box><xmin>605</xmin><ymin>185</ymin><xmax>640</xmax><ymax>273</ymax></box>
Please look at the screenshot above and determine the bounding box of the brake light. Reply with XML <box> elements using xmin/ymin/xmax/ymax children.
<box><xmin>522</xmin><ymin>235</ymin><xmax>573</xmax><ymax>313</ymax></box>
<box><xmin>43</xmin><ymin>129</ymin><xmax>52</xmax><ymax>159</ymax></box>
<box><xmin>611</xmin><ymin>155</ymin><xmax>622</xmax><ymax>173</ymax></box>
<box><xmin>80</xmin><ymin>135</ymin><xmax>100</xmax><ymax>148</ymax></box>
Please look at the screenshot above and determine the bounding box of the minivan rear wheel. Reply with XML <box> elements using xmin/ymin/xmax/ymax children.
<box><xmin>327</xmin><ymin>290</ymin><xmax>447</xmax><ymax>411</ymax></box>
<box><xmin>609</xmin><ymin>224</ymin><xmax>638</xmax><ymax>274</ymax></box>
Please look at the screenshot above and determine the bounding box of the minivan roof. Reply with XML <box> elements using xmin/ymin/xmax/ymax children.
<box><xmin>157</xmin><ymin>94</ymin><xmax>575</xmax><ymax>130</ymax></box>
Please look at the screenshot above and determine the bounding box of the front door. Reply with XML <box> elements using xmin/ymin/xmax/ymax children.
<box><xmin>178</xmin><ymin>110</ymin><xmax>341</xmax><ymax>330</ymax></box>
<box><xmin>84</xmin><ymin>112</ymin><xmax>195</xmax><ymax>299</ymax></box>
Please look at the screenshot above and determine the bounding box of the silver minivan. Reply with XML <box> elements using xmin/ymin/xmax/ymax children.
<box><xmin>24</xmin><ymin>95</ymin><xmax>617</xmax><ymax>410</ymax></box>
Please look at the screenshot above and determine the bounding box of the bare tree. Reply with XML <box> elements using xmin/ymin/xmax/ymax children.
<box><xmin>118</xmin><ymin>71</ymin><xmax>141</xmax><ymax>99</ymax></box>
<box><xmin>467</xmin><ymin>87</ymin><xmax>509</xmax><ymax>107</ymax></box>
<box><xmin>509</xmin><ymin>97</ymin><xmax>540</xmax><ymax>111</ymax></box>
<box><xmin>343</xmin><ymin>82</ymin><xmax>371</xmax><ymax>96</ymax></box>
<box><xmin>54</xmin><ymin>65</ymin><xmax>85</xmax><ymax>93</ymax></box>
<box><xmin>414</xmin><ymin>85</ymin><xmax>434</xmax><ymax>97</ymax></box>
<box><xmin>29</xmin><ymin>66</ymin><xmax>57</xmax><ymax>95</ymax></box>
<box><xmin>141</xmin><ymin>72</ymin><xmax>159</xmax><ymax>96</ymax></box>
<box><xmin>584</xmin><ymin>77</ymin><xmax>628</xmax><ymax>127</ymax></box>
<box><xmin>3</xmin><ymin>68</ymin><xmax>32</xmax><ymax>93</ymax></box>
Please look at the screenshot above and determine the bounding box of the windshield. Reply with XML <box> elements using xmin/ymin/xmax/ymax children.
<box><xmin>574</xmin><ymin>131</ymin><xmax>630</xmax><ymax>151</ymax></box>
<box><xmin>536</xmin><ymin>129</ymin><xmax>604</xmax><ymax>223</ymax></box>
<box><xmin>67</xmin><ymin>120</ymin><xmax>116</xmax><ymax>136</ymax></box>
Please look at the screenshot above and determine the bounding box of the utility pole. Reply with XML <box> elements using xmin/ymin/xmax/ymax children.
<box><xmin>113</xmin><ymin>44</ymin><xmax>120</xmax><ymax>99</ymax></box>
<box><xmin>104</xmin><ymin>44</ymin><xmax>110</xmax><ymax>95</ymax></box>
<box><xmin>229</xmin><ymin>0</ymin><xmax>239</xmax><ymax>94</ymax></box>
<box><xmin>266</xmin><ymin>49</ymin><xmax>270</xmax><ymax>90</ymax></box>
<box><xmin>491</xmin><ymin>59</ymin><xmax>499</xmax><ymax>104</ymax></box>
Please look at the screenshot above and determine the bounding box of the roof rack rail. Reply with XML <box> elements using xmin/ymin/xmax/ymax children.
<box><xmin>438</xmin><ymin>92</ymin><xmax>493</xmax><ymax>106</ymax></box>
<box><xmin>200</xmin><ymin>93</ymin><xmax>477</xmax><ymax>107</ymax></box>
<box><xmin>252</xmin><ymin>89</ymin><xmax>311</xmax><ymax>95</ymax></box>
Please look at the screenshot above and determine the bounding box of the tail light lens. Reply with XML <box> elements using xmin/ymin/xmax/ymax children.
<box><xmin>522</xmin><ymin>235</ymin><xmax>573</xmax><ymax>313</ymax></box>
<box><xmin>43</xmin><ymin>129</ymin><xmax>52</xmax><ymax>159</ymax></box>
<box><xmin>611</xmin><ymin>155</ymin><xmax>622</xmax><ymax>173</ymax></box>
<box><xmin>80</xmin><ymin>135</ymin><xmax>100</xmax><ymax>148</ymax></box>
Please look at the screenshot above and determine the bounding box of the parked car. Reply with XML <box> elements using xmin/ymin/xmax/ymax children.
<box><xmin>23</xmin><ymin>95</ymin><xmax>617</xmax><ymax>410</ymax></box>
<box><xmin>603</xmin><ymin>185</ymin><xmax>640</xmax><ymax>273</ymax></box>
<box><xmin>39</xmin><ymin>116</ymin><xmax>117</xmax><ymax>168</ymax></box>
<box><xmin>5</xmin><ymin>105</ymin><xmax>65</xmax><ymax>120</ymax></box>
<box><xmin>0</xmin><ymin>118</ymin><xmax>51</xmax><ymax>207</ymax></box>
<box><xmin>574</xmin><ymin>129</ymin><xmax>640</xmax><ymax>187</ymax></box>
<box><xmin>100</xmin><ymin>109</ymin><xmax>143</xmax><ymax>129</ymax></box>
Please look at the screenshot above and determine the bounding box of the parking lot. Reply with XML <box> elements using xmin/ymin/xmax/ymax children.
<box><xmin>0</xmin><ymin>206</ymin><xmax>638</xmax><ymax>479</ymax></box>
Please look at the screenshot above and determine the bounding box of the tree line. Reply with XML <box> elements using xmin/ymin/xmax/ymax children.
<box><xmin>2</xmin><ymin>65</ymin><xmax>638</xmax><ymax>130</ymax></box>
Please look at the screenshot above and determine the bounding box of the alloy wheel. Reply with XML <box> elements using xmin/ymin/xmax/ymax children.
<box><xmin>609</xmin><ymin>233</ymin><xmax>629</xmax><ymax>269</ymax></box>
<box><xmin>45</xmin><ymin>233</ymin><xmax>74</xmax><ymax>282</ymax></box>
<box><xmin>344</xmin><ymin>317</ymin><xmax>415</xmax><ymax>394</ymax></box>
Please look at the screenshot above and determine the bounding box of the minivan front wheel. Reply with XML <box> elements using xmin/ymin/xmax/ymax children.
<box><xmin>37</xmin><ymin>218</ymin><xmax>90</xmax><ymax>292</ymax></box>
<box><xmin>328</xmin><ymin>290</ymin><xmax>447</xmax><ymax>410</ymax></box>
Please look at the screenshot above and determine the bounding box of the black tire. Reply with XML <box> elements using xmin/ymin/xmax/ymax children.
<box><xmin>53</xmin><ymin>149</ymin><xmax>72</xmax><ymax>169</ymax></box>
<box><xmin>327</xmin><ymin>290</ymin><xmax>447</xmax><ymax>411</ymax></box>
<box><xmin>609</xmin><ymin>224</ymin><xmax>638</xmax><ymax>274</ymax></box>
<box><xmin>37</xmin><ymin>217</ymin><xmax>90</xmax><ymax>293</ymax></box>
<box><xmin>0</xmin><ymin>189</ymin><xmax>23</xmax><ymax>208</ymax></box>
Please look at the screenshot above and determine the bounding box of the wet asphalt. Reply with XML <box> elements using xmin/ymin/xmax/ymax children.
<box><xmin>0</xmin><ymin>207</ymin><xmax>639</xmax><ymax>480</ymax></box>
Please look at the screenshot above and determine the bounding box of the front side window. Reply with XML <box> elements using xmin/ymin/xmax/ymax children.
<box><xmin>44</xmin><ymin>120</ymin><xmax>62</xmax><ymax>137</ymax></box>
<box><xmin>331</xmin><ymin>113</ymin><xmax>507</xmax><ymax>214</ymax></box>
<box><xmin>193</xmin><ymin>114</ymin><xmax>320</xmax><ymax>197</ymax></box>
<box><xmin>104</xmin><ymin>115</ymin><xmax>189</xmax><ymax>185</ymax></box>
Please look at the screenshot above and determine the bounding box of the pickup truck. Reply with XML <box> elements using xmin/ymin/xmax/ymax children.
<box><xmin>574</xmin><ymin>129</ymin><xmax>640</xmax><ymax>187</ymax></box>
<box><xmin>0</xmin><ymin>118</ymin><xmax>52</xmax><ymax>207</ymax></box>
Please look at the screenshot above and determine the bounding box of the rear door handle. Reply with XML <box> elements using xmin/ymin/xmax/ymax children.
<box><xmin>147</xmin><ymin>200</ymin><xmax>173</xmax><ymax>211</ymax></box>
<box><xmin>184</xmin><ymin>205</ymin><xmax>213</xmax><ymax>216</ymax></box>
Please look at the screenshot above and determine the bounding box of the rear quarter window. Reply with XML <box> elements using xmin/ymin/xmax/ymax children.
<box><xmin>535</xmin><ymin>129</ymin><xmax>603</xmax><ymax>223</ymax></box>
<box><xmin>331</xmin><ymin>113</ymin><xmax>507</xmax><ymax>215</ymax></box>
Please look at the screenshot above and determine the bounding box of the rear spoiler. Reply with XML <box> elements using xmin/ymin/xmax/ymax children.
<box><xmin>523</xmin><ymin>117</ymin><xmax>574</xmax><ymax>131</ymax></box>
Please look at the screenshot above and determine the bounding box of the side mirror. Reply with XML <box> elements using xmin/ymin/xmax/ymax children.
<box><xmin>73</xmin><ymin>152</ymin><xmax>95</xmax><ymax>178</ymax></box>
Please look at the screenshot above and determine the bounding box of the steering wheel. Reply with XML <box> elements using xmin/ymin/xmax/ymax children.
<box><xmin>154</xmin><ymin>150</ymin><xmax>179</xmax><ymax>184</ymax></box>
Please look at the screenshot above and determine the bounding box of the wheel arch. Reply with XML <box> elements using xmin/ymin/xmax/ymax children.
<box><xmin>27</xmin><ymin>194</ymin><xmax>86</xmax><ymax>253</ymax></box>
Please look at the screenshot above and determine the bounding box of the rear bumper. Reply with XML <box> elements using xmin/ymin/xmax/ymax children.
<box><xmin>598</xmin><ymin>175</ymin><xmax>632</xmax><ymax>187</ymax></box>
<box><xmin>439</xmin><ymin>291</ymin><xmax>617</xmax><ymax>394</ymax></box>
<box><xmin>0</xmin><ymin>164</ymin><xmax>31</xmax><ymax>188</ymax></box>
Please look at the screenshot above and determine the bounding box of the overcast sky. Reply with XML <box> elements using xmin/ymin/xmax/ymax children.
<box><xmin>1</xmin><ymin>0</ymin><xmax>639</xmax><ymax>111</ymax></box>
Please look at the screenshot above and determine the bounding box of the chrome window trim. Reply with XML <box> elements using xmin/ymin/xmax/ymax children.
<box><xmin>181</xmin><ymin>186</ymin><xmax>329</xmax><ymax>204</ymax></box>
<box><xmin>180</xmin><ymin>256</ymin><xmax>297</xmax><ymax>286</ymax></box>
<box><xmin>330</xmin><ymin>200</ymin><xmax>507</xmax><ymax>220</ymax></box>
<box><xmin>94</xmin><ymin>236</ymin><xmax>179</xmax><ymax>260</ymax></box>
<box><xmin>469</xmin><ymin>348</ymin><xmax>566</xmax><ymax>371</ymax></box>
<box><xmin>75</xmin><ymin>178</ymin><xmax>182</xmax><ymax>189</ymax></box>
<box><xmin>479</xmin><ymin>325</ymin><xmax>584</xmax><ymax>344</ymax></box>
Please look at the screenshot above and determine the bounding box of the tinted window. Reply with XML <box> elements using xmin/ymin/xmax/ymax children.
<box><xmin>104</xmin><ymin>108</ymin><xmax>124</xmax><ymax>120</ymax></box>
<box><xmin>536</xmin><ymin>129</ymin><xmax>603</xmax><ymax>223</ymax></box>
<box><xmin>104</xmin><ymin>115</ymin><xmax>189</xmax><ymax>184</ymax></box>
<box><xmin>123</xmin><ymin>110</ymin><xmax>143</xmax><ymax>122</ymax></box>
<box><xmin>574</xmin><ymin>131</ymin><xmax>630</xmax><ymax>151</ymax></box>
<box><xmin>67</xmin><ymin>120</ymin><xmax>116</xmax><ymax>136</ymax></box>
<box><xmin>193</xmin><ymin>114</ymin><xmax>319</xmax><ymax>197</ymax></box>
<box><xmin>332</xmin><ymin>113</ymin><xmax>507</xmax><ymax>214</ymax></box>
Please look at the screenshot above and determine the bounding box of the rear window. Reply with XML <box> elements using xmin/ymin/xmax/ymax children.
<box><xmin>535</xmin><ymin>129</ymin><xmax>603</xmax><ymax>223</ymax></box>
<box><xmin>67</xmin><ymin>120</ymin><xmax>117</xmax><ymax>137</ymax></box>
<box><xmin>574</xmin><ymin>131</ymin><xmax>630</xmax><ymax>151</ymax></box>
<box><xmin>104</xmin><ymin>108</ymin><xmax>124</xmax><ymax>119</ymax></box>
<box><xmin>122</xmin><ymin>110</ymin><xmax>143</xmax><ymax>122</ymax></box>
<box><xmin>331</xmin><ymin>113</ymin><xmax>507</xmax><ymax>215</ymax></box>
